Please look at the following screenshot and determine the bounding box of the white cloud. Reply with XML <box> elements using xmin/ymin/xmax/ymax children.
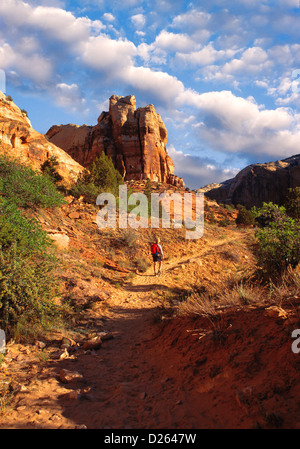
<box><xmin>175</xmin><ymin>89</ymin><xmax>300</xmax><ymax>159</ymax></box>
<box><xmin>175</xmin><ymin>42</ymin><xmax>237</xmax><ymax>67</ymax></box>
<box><xmin>121</xmin><ymin>66</ymin><xmax>185</xmax><ymax>104</ymax></box>
<box><xmin>167</xmin><ymin>144</ymin><xmax>239</xmax><ymax>188</ymax></box>
<box><xmin>80</xmin><ymin>35</ymin><xmax>137</xmax><ymax>73</ymax></box>
<box><xmin>0</xmin><ymin>42</ymin><xmax>53</xmax><ymax>83</ymax></box>
<box><xmin>102</xmin><ymin>13</ymin><xmax>115</xmax><ymax>22</ymax></box>
<box><xmin>0</xmin><ymin>1</ymin><xmax>105</xmax><ymax>45</ymax></box>
<box><xmin>54</xmin><ymin>83</ymin><xmax>87</xmax><ymax>112</ymax></box>
<box><xmin>222</xmin><ymin>46</ymin><xmax>272</xmax><ymax>75</ymax></box>
<box><xmin>171</xmin><ymin>9</ymin><xmax>211</xmax><ymax>30</ymax></box>
<box><xmin>154</xmin><ymin>30</ymin><xmax>196</xmax><ymax>52</ymax></box>
<box><xmin>130</xmin><ymin>13</ymin><xmax>146</xmax><ymax>29</ymax></box>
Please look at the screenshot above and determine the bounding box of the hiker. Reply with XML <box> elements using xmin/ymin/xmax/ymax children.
<box><xmin>150</xmin><ymin>237</ymin><xmax>164</xmax><ymax>276</ymax></box>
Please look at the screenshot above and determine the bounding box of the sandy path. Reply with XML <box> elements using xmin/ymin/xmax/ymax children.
<box><xmin>0</xmin><ymin>234</ymin><xmax>256</xmax><ymax>429</ymax></box>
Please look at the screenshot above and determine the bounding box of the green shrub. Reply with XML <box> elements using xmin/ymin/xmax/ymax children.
<box><xmin>0</xmin><ymin>155</ymin><xmax>65</xmax><ymax>209</ymax></box>
<box><xmin>71</xmin><ymin>152</ymin><xmax>123</xmax><ymax>202</ymax></box>
<box><xmin>235</xmin><ymin>205</ymin><xmax>255</xmax><ymax>227</ymax></box>
<box><xmin>70</xmin><ymin>179</ymin><xmax>100</xmax><ymax>203</ymax></box>
<box><xmin>0</xmin><ymin>155</ymin><xmax>65</xmax><ymax>339</ymax></box>
<box><xmin>218</xmin><ymin>218</ymin><xmax>230</xmax><ymax>227</ymax></box>
<box><xmin>255</xmin><ymin>210</ymin><xmax>300</xmax><ymax>276</ymax></box>
<box><xmin>285</xmin><ymin>187</ymin><xmax>300</xmax><ymax>219</ymax></box>
<box><xmin>252</xmin><ymin>202</ymin><xmax>287</xmax><ymax>228</ymax></box>
<box><xmin>0</xmin><ymin>245</ymin><xmax>60</xmax><ymax>339</ymax></box>
<box><xmin>0</xmin><ymin>199</ymin><xmax>51</xmax><ymax>255</ymax></box>
<box><xmin>41</xmin><ymin>156</ymin><xmax>63</xmax><ymax>185</ymax></box>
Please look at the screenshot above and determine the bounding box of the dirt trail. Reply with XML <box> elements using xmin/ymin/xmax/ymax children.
<box><xmin>0</xmin><ymin>241</ymin><xmax>216</xmax><ymax>429</ymax></box>
<box><xmin>1</xmin><ymin>232</ymin><xmax>299</xmax><ymax>429</ymax></box>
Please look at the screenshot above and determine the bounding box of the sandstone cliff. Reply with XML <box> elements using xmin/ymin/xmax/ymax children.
<box><xmin>200</xmin><ymin>155</ymin><xmax>300</xmax><ymax>208</ymax></box>
<box><xmin>0</xmin><ymin>91</ymin><xmax>84</xmax><ymax>186</ymax></box>
<box><xmin>46</xmin><ymin>95</ymin><xmax>184</xmax><ymax>188</ymax></box>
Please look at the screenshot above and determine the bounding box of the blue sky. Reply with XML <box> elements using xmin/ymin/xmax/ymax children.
<box><xmin>1</xmin><ymin>0</ymin><xmax>300</xmax><ymax>189</ymax></box>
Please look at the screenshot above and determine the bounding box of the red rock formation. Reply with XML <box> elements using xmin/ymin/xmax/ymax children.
<box><xmin>200</xmin><ymin>154</ymin><xmax>300</xmax><ymax>208</ymax></box>
<box><xmin>0</xmin><ymin>91</ymin><xmax>84</xmax><ymax>186</ymax></box>
<box><xmin>46</xmin><ymin>95</ymin><xmax>184</xmax><ymax>188</ymax></box>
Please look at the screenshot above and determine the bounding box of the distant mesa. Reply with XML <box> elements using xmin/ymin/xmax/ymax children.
<box><xmin>198</xmin><ymin>154</ymin><xmax>300</xmax><ymax>208</ymax></box>
<box><xmin>46</xmin><ymin>95</ymin><xmax>185</xmax><ymax>188</ymax></box>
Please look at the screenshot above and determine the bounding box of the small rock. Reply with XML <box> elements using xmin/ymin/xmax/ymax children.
<box><xmin>59</xmin><ymin>369</ymin><xmax>84</xmax><ymax>384</ymax></box>
<box><xmin>82</xmin><ymin>336</ymin><xmax>102</xmax><ymax>351</ymax></box>
<box><xmin>9</xmin><ymin>381</ymin><xmax>22</xmax><ymax>392</ymax></box>
<box><xmin>59</xmin><ymin>348</ymin><xmax>70</xmax><ymax>360</ymax></box>
<box><xmin>35</xmin><ymin>340</ymin><xmax>46</xmax><ymax>349</ymax></box>
<box><xmin>49</xmin><ymin>233</ymin><xmax>70</xmax><ymax>250</ymax></box>
<box><xmin>68</xmin><ymin>211</ymin><xmax>81</xmax><ymax>219</ymax></box>
<box><xmin>64</xmin><ymin>390</ymin><xmax>79</xmax><ymax>400</ymax></box>
<box><xmin>61</xmin><ymin>337</ymin><xmax>77</xmax><ymax>349</ymax></box>
<box><xmin>98</xmin><ymin>332</ymin><xmax>114</xmax><ymax>342</ymax></box>
<box><xmin>265</xmin><ymin>306</ymin><xmax>288</xmax><ymax>320</ymax></box>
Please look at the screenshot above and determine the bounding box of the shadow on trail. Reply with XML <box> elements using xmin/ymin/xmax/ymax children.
<box><xmin>49</xmin><ymin>304</ymin><xmax>170</xmax><ymax>429</ymax></box>
<box><xmin>124</xmin><ymin>283</ymin><xmax>170</xmax><ymax>293</ymax></box>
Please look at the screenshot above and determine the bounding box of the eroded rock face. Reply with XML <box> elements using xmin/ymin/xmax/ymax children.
<box><xmin>46</xmin><ymin>95</ymin><xmax>184</xmax><ymax>188</ymax></box>
<box><xmin>0</xmin><ymin>91</ymin><xmax>84</xmax><ymax>186</ymax></box>
<box><xmin>201</xmin><ymin>155</ymin><xmax>300</xmax><ymax>208</ymax></box>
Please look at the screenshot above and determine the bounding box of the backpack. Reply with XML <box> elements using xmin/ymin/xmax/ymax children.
<box><xmin>151</xmin><ymin>243</ymin><xmax>159</xmax><ymax>255</ymax></box>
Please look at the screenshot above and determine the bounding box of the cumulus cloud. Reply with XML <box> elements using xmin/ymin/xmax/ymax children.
<box><xmin>120</xmin><ymin>66</ymin><xmax>185</xmax><ymax>104</ymax></box>
<box><xmin>154</xmin><ymin>30</ymin><xmax>196</xmax><ymax>53</ymax></box>
<box><xmin>0</xmin><ymin>0</ymin><xmax>105</xmax><ymax>45</ymax></box>
<box><xmin>102</xmin><ymin>13</ymin><xmax>115</xmax><ymax>22</ymax></box>
<box><xmin>130</xmin><ymin>13</ymin><xmax>146</xmax><ymax>29</ymax></box>
<box><xmin>167</xmin><ymin>144</ymin><xmax>239</xmax><ymax>189</ymax></box>
<box><xmin>175</xmin><ymin>89</ymin><xmax>300</xmax><ymax>160</ymax></box>
<box><xmin>54</xmin><ymin>83</ymin><xmax>87</xmax><ymax>112</ymax></box>
<box><xmin>1</xmin><ymin>0</ymin><xmax>300</xmax><ymax>173</ymax></box>
<box><xmin>79</xmin><ymin>35</ymin><xmax>137</xmax><ymax>73</ymax></box>
<box><xmin>171</xmin><ymin>9</ymin><xmax>211</xmax><ymax>31</ymax></box>
<box><xmin>0</xmin><ymin>42</ymin><xmax>53</xmax><ymax>84</ymax></box>
<box><xmin>175</xmin><ymin>42</ymin><xmax>237</xmax><ymax>67</ymax></box>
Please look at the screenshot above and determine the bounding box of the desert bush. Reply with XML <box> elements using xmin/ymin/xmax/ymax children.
<box><xmin>0</xmin><ymin>156</ymin><xmax>65</xmax><ymax>339</ymax></box>
<box><xmin>0</xmin><ymin>155</ymin><xmax>65</xmax><ymax>209</ymax></box>
<box><xmin>235</xmin><ymin>205</ymin><xmax>255</xmax><ymax>227</ymax></box>
<box><xmin>255</xmin><ymin>209</ymin><xmax>300</xmax><ymax>276</ymax></box>
<box><xmin>0</xmin><ymin>200</ymin><xmax>51</xmax><ymax>255</ymax></box>
<box><xmin>285</xmin><ymin>187</ymin><xmax>300</xmax><ymax>219</ymax></box>
<box><xmin>71</xmin><ymin>152</ymin><xmax>123</xmax><ymax>202</ymax></box>
<box><xmin>252</xmin><ymin>202</ymin><xmax>287</xmax><ymax>228</ymax></box>
<box><xmin>135</xmin><ymin>257</ymin><xmax>149</xmax><ymax>273</ymax></box>
<box><xmin>0</xmin><ymin>245</ymin><xmax>60</xmax><ymax>339</ymax></box>
<box><xmin>218</xmin><ymin>218</ymin><xmax>230</xmax><ymax>227</ymax></box>
<box><xmin>20</xmin><ymin>109</ymin><xmax>28</xmax><ymax>117</ymax></box>
<box><xmin>120</xmin><ymin>229</ymin><xmax>138</xmax><ymax>247</ymax></box>
<box><xmin>41</xmin><ymin>155</ymin><xmax>63</xmax><ymax>185</ymax></box>
<box><xmin>70</xmin><ymin>180</ymin><xmax>100</xmax><ymax>203</ymax></box>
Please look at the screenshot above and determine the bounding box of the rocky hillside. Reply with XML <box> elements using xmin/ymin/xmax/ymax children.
<box><xmin>46</xmin><ymin>95</ymin><xmax>184</xmax><ymax>188</ymax></box>
<box><xmin>199</xmin><ymin>154</ymin><xmax>300</xmax><ymax>208</ymax></box>
<box><xmin>0</xmin><ymin>91</ymin><xmax>84</xmax><ymax>186</ymax></box>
